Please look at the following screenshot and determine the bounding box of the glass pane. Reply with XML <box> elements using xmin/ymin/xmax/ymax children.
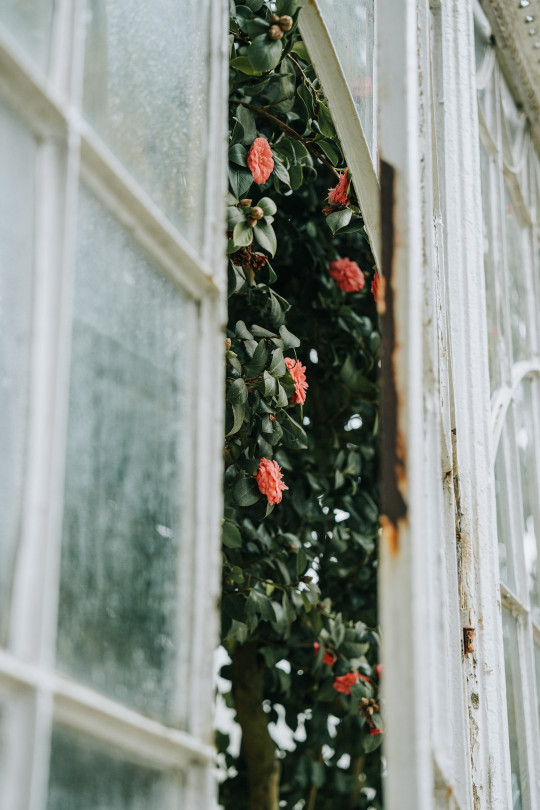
<box><xmin>504</xmin><ymin>185</ymin><xmax>529</xmax><ymax>364</ymax></box>
<box><xmin>479</xmin><ymin>141</ymin><xmax>505</xmax><ymax>393</ymax></box>
<box><xmin>56</xmin><ymin>186</ymin><xmax>196</xmax><ymax>725</ymax></box>
<box><xmin>0</xmin><ymin>0</ymin><xmax>54</xmax><ymax>71</ymax></box>
<box><xmin>535</xmin><ymin>639</ymin><xmax>540</xmax><ymax>727</ymax></box>
<box><xmin>315</xmin><ymin>0</ymin><xmax>375</xmax><ymax>158</ymax></box>
<box><xmin>495</xmin><ymin>434</ymin><xmax>518</xmax><ymax>593</ymax></box>
<box><xmin>82</xmin><ymin>0</ymin><xmax>211</xmax><ymax>249</ymax></box>
<box><xmin>0</xmin><ymin>102</ymin><xmax>36</xmax><ymax>646</ymax></box>
<box><xmin>514</xmin><ymin>380</ymin><xmax>540</xmax><ymax>624</ymax></box>
<box><xmin>502</xmin><ymin>607</ymin><xmax>524</xmax><ymax>810</ymax></box>
<box><xmin>47</xmin><ymin>727</ymin><xmax>176</xmax><ymax>810</ymax></box>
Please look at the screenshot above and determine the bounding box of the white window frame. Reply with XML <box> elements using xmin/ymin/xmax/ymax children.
<box><xmin>0</xmin><ymin>2</ymin><xmax>227</xmax><ymax>807</ymax></box>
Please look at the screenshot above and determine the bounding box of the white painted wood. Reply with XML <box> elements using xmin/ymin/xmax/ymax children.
<box><xmin>298</xmin><ymin>2</ymin><xmax>381</xmax><ymax>269</ymax></box>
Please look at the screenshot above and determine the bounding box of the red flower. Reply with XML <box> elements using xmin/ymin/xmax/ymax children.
<box><xmin>285</xmin><ymin>357</ymin><xmax>308</xmax><ymax>405</ymax></box>
<box><xmin>333</xmin><ymin>672</ymin><xmax>358</xmax><ymax>695</ymax></box>
<box><xmin>313</xmin><ymin>641</ymin><xmax>336</xmax><ymax>665</ymax></box>
<box><xmin>256</xmin><ymin>457</ymin><xmax>288</xmax><ymax>505</ymax></box>
<box><xmin>357</xmin><ymin>673</ymin><xmax>372</xmax><ymax>685</ymax></box>
<box><xmin>329</xmin><ymin>258</ymin><xmax>365</xmax><ymax>293</ymax></box>
<box><xmin>371</xmin><ymin>273</ymin><xmax>381</xmax><ymax>303</ymax></box>
<box><xmin>328</xmin><ymin>169</ymin><xmax>350</xmax><ymax>205</ymax></box>
<box><xmin>375</xmin><ymin>663</ymin><xmax>383</xmax><ymax>680</ymax></box>
<box><xmin>247</xmin><ymin>138</ymin><xmax>274</xmax><ymax>185</ymax></box>
<box><xmin>369</xmin><ymin>727</ymin><xmax>383</xmax><ymax>736</ymax></box>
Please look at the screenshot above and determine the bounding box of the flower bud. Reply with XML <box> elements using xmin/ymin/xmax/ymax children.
<box><xmin>268</xmin><ymin>24</ymin><xmax>283</xmax><ymax>40</ymax></box>
<box><xmin>239</xmin><ymin>198</ymin><xmax>252</xmax><ymax>207</ymax></box>
<box><xmin>279</xmin><ymin>15</ymin><xmax>293</xmax><ymax>31</ymax></box>
<box><xmin>271</xmin><ymin>13</ymin><xmax>280</xmax><ymax>23</ymax></box>
<box><xmin>250</xmin><ymin>206</ymin><xmax>264</xmax><ymax>220</ymax></box>
<box><xmin>225</xmin><ymin>338</ymin><xmax>231</xmax><ymax>351</ymax></box>
<box><xmin>247</xmin><ymin>217</ymin><xmax>257</xmax><ymax>228</ymax></box>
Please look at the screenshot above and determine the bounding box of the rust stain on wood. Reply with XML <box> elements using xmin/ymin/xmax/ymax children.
<box><xmin>379</xmin><ymin>160</ymin><xmax>408</xmax><ymax>557</ymax></box>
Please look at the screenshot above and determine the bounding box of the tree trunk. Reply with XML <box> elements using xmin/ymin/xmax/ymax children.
<box><xmin>232</xmin><ymin>643</ymin><xmax>280</xmax><ymax>810</ymax></box>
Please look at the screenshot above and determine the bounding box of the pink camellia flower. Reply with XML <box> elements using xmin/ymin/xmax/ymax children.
<box><xmin>247</xmin><ymin>137</ymin><xmax>274</xmax><ymax>185</ymax></box>
<box><xmin>329</xmin><ymin>258</ymin><xmax>365</xmax><ymax>293</ymax></box>
<box><xmin>371</xmin><ymin>273</ymin><xmax>380</xmax><ymax>303</ymax></box>
<box><xmin>375</xmin><ymin>663</ymin><xmax>383</xmax><ymax>680</ymax></box>
<box><xmin>313</xmin><ymin>641</ymin><xmax>337</xmax><ymax>666</ymax></box>
<box><xmin>328</xmin><ymin>169</ymin><xmax>350</xmax><ymax>205</ymax></box>
<box><xmin>333</xmin><ymin>672</ymin><xmax>359</xmax><ymax>695</ymax></box>
<box><xmin>256</xmin><ymin>457</ymin><xmax>288</xmax><ymax>505</ymax></box>
<box><xmin>285</xmin><ymin>357</ymin><xmax>308</xmax><ymax>405</ymax></box>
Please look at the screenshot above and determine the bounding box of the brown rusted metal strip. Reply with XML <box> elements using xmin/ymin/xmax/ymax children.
<box><xmin>379</xmin><ymin>160</ymin><xmax>408</xmax><ymax>556</ymax></box>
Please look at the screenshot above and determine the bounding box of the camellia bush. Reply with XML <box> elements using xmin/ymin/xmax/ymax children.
<box><xmin>219</xmin><ymin>2</ymin><xmax>382</xmax><ymax>808</ymax></box>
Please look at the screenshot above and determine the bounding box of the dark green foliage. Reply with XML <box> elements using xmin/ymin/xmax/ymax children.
<box><xmin>221</xmin><ymin>3</ymin><xmax>382</xmax><ymax>808</ymax></box>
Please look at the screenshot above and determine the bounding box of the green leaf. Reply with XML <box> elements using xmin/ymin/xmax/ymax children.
<box><xmin>222</xmin><ymin>519</ymin><xmax>242</xmax><ymax>549</ymax></box>
<box><xmin>279</xmin><ymin>324</ymin><xmax>300</xmax><ymax>348</ymax></box>
<box><xmin>233</xmin><ymin>220</ymin><xmax>254</xmax><ymax>247</ymax></box>
<box><xmin>230</xmin><ymin>56</ymin><xmax>262</xmax><ymax>76</ymax></box>
<box><xmin>225</xmin><ymin>402</ymin><xmax>245</xmax><ymax>436</ymax></box>
<box><xmin>272</xmin><ymin>157</ymin><xmax>291</xmax><ymax>186</ymax></box>
<box><xmin>253</xmin><ymin>219</ymin><xmax>277</xmax><ymax>256</ymax></box>
<box><xmin>245</xmin><ymin>339</ymin><xmax>268</xmax><ymax>376</ymax></box>
<box><xmin>251</xmin><ymin>324</ymin><xmax>277</xmax><ymax>338</ymax></box>
<box><xmin>258</xmin><ymin>196</ymin><xmax>277</xmax><ymax>216</ymax></box>
<box><xmin>296</xmin><ymin>82</ymin><xmax>313</xmax><ymax>120</ymax></box>
<box><xmin>289</xmin><ymin>162</ymin><xmax>303</xmax><ymax>190</ymax></box>
<box><xmin>242</xmin><ymin>0</ymin><xmax>264</xmax><ymax>9</ymax></box>
<box><xmin>248</xmin><ymin>34</ymin><xmax>283</xmax><ymax>73</ymax></box>
<box><xmin>317</xmin><ymin>102</ymin><xmax>335</xmax><ymax>137</ymax></box>
<box><xmin>233</xmin><ymin>475</ymin><xmax>260</xmax><ymax>507</ymax></box>
<box><xmin>291</xmin><ymin>40</ymin><xmax>310</xmax><ymax>63</ymax></box>
<box><xmin>280</xmin><ymin>412</ymin><xmax>308</xmax><ymax>449</ymax></box>
<box><xmin>268</xmin><ymin>347</ymin><xmax>286</xmax><ymax>376</ymax></box>
<box><xmin>229</xmin><ymin>165</ymin><xmax>253</xmax><ymax>198</ymax></box>
<box><xmin>317</xmin><ymin>139</ymin><xmax>340</xmax><ymax>165</ymax></box>
<box><xmin>227</xmin><ymin>619</ymin><xmax>248</xmax><ymax>644</ymax></box>
<box><xmin>227</xmin><ymin>377</ymin><xmax>248</xmax><ymax>404</ymax></box>
<box><xmin>229</xmin><ymin>144</ymin><xmax>248</xmax><ymax>166</ymax></box>
<box><xmin>235</xmin><ymin>104</ymin><xmax>257</xmax><ymax>145</ymax></box>
<box><xmin>275</xmin><ymin>382</ymin><xmax>288</xmax><ymax>407</ymax></box>
<box><xmin>235</xmin><ymin>320</ymin><xmax>253</xmax><ymax>339</ymax></box>
<box><xmin>325</xmin><ymin>207</ymin><xmax>352</xmax><ymax>235</ymax></box>
<box><xmin>244</xmin><ymin>17</ymin><xmax>270</xmax><ymax>38</ymax></box>
<box><xmin>276</xmin><ymin>0</ymin><xmax>298</xmax><ymax>16</ymax></box>
<box><xmin>263</xmin><ymin>370</ymin><xmax>276</xmax><ymax>396</ymax></box>
<box><xmin>227</xmin><ymin>205</ymin><xmax>245</xmax><ymax>229</ymax></box>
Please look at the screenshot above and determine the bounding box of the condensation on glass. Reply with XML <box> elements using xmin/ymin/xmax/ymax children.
<box><xmin>0</xmin><ymin>0</ymin><xmax>55</xmax><ymax>71</ymax></box>
<box><xmin>314</xmin><ymin>0</ymin><xmax>376</xmax><ymax>158</ymax></box>
<box><xmin>82</xmin><ymin>0</ymin><xmax>211</xmax><ymax>250</ymax></box>
<box><xmin>0</xmin><ymin>101</ymin><xmax>36</xmax><ymax>647</ymax></box>
<box><xmin>47</xmin><ymin>727</ymin><xmax>179</xmax><ymax>810</ymax></box>
<box><xmin>56</xmin><ymin>186</ymin><xmax>196</xmax><ymax>725</ymax></box>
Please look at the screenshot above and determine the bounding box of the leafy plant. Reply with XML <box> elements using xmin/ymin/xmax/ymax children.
<box><xmin>220</xmin><ymin>3</ymin><xmax>382</xmax><ymax>808</ymax></box>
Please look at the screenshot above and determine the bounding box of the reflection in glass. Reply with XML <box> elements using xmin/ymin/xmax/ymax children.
<box><xmin>502</xmin><ymin>607</ymin><xmax>524</xmax><ymax>810</ymax></box>
<box><xmin>315</xmin><ymin>0</ymin><xmax>375</xmax><ymax>158</ymax></box>
<box><xmin>56</xmin><ymin>187</ymin><xmax>195</xmax><ymax>725</ymax></box>
<box><xmin>47</xmin><ymin>727</ymin><xmax>175</xmax><ymax>810</ymax></box>
<box><xmin>0</xmin><ymin>103</ymin><xmax>36</xmax><ymax>646</ymax></box>
<box><xmin>0</xmin><ymin>0</ymin><xmax>54</xmax><ymax>71</ymax></box>
<box><xmin>82</xmin><ymin>0</ymin><xmax>211</xmax><ymax>248</ymax></box>
<box><xmin>504</xmin><ymin>186</ymin><xmax>529</xmax><ymax>364</ymax></box>
<box><xmin>514</xmin><ymin>381</ymin><xmax>540</xmax><ymax>623</ymax></box>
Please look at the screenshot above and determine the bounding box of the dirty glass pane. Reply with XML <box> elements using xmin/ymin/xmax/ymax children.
<box><xmin>504</xmin><ymin>185</ymin><xmax>529</xmax><ymax>364</ymax></box>
<box><xmin>0</xmin><ymin>0</ymin><xmax>54</xmax><ymax>71</ymax></box>
<box><xmin>56</xmin><ymin>186</ymin><xmax>195</xmax><ymax>725</ymax></box>
<box><xmin>495</xmin><ymin>431</ymin><xmax>519</xmax><ymax>594</ymax></box>
<box><xmin>514</xmin><ymin>380</ymin><xmax>540</xmax><ymax>624</ymax></box>
<box><xmin>479</xmin><ymin>141</ymin><xmax>506</xmax><ymax>393</ymax></box>
<box><xmin>82</xmin><ymin>0</ymin><xmax>211</xmax><ymax>249</ymax></box>
<box><xmin>315</xmin><ymin>0</ymin><xmax>375</xmax><ymax>158</ymax></box>
<box><xmin>502</xmin><ymin>607</ymin><xmax>524</xmax><ymax>810</ymax></box>
<box><xmin>0</xmin><ymin>102</ymin><xmax>36</xmax><ymax>646</ymax></box>
<box><xmin>47</xmin><ymin>727</ymin><xmax>177</xmax><ymax>810</ymax></box>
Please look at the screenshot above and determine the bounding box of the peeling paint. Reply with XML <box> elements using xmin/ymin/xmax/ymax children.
<box><xmin>379</xmin><ymin>160</ymin><xmax>407</xmax><ymax>557</ymax></box>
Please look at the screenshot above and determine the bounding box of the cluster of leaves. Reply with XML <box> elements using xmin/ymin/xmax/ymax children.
<box><xmin>220</xmin><ymin>2</ymin><xmax>382</xmax><ymax>808</ymax></box>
